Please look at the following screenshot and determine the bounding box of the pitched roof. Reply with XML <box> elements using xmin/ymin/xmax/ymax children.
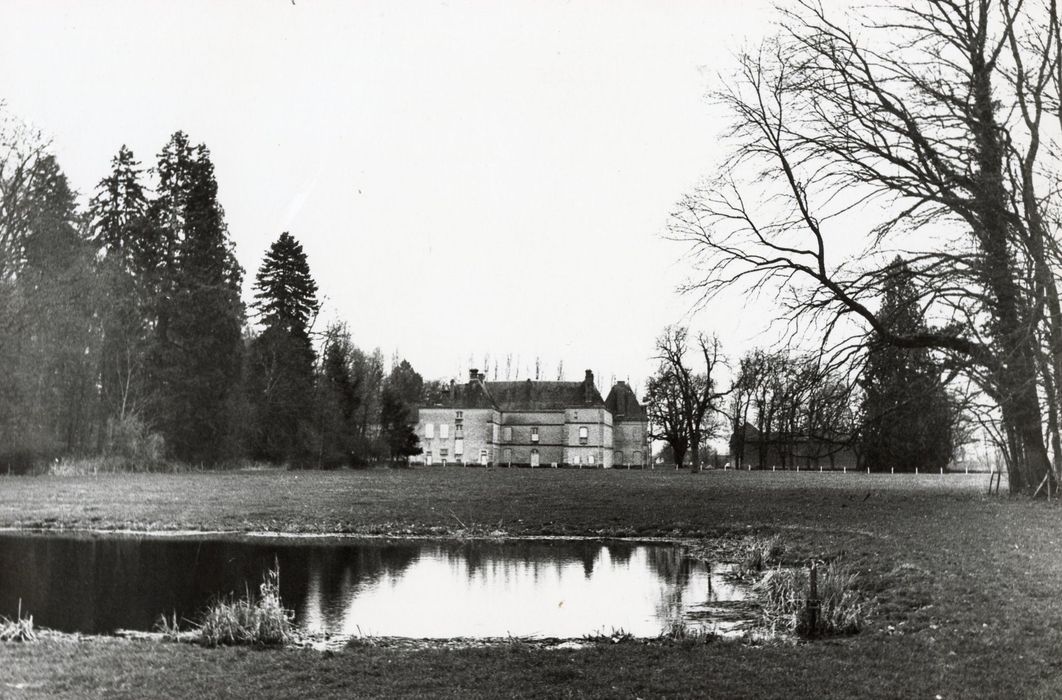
<box><xmin>484</xmin><ymin>380</ymin><xmax>605</xmax><ymax>411</ymax></box>
<box><xmin>604</xmin><ymin>381</ymin><xmax>647</xmax><ymax>421</ymax></box>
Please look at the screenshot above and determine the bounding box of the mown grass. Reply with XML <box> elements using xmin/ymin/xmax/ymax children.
<box><xmin>1</xmin><ymin>467</ymin><xmax>1062</xmax><ymax>698</ymax></box>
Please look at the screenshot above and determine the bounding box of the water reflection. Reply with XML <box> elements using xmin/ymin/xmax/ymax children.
<box><xmin>0</xmin><ymin>534</ymin><xmax>750</xmax><ymax>638</ymax></box>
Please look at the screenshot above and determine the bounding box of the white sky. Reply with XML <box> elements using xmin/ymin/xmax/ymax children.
<box><xmin>0</xmin><ymin>0</ymin><xmax>781</xmax><ymax>393</ymax></box>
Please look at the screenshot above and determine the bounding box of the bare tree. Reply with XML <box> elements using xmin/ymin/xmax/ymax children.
<box><xmin>672</xmin><ymin>0</ymin><xmax>1062</xmax><ymax>494</ymax></box>
<box><xmin>646</xmin><ymin>326</ymin><xmax>728</xmax><ymax>471</ymax></box>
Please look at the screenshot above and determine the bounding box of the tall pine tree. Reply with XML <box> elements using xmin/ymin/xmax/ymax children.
<box><xmin>146</xmin><ymin>134</ymin><xmax>245</xmax><ymax>464</ymax></box>
<box><xmin>89</xmin><ymin>146</ymin><xmax>151</xmax><ymax>431</ymax></box>
<box><xmin>860</xmin><ymin>258</ymin><xmax>955</xmax><ymax>472</ymax></box>
<box><xmin>250</xmin><ymin>231</ymin><xmax>319</xmax><ymax>465</ymax></box>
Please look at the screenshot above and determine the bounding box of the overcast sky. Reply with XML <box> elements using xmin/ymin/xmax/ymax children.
<box><xmin>1</xmin><ymin>0</ymin><xmax>781</xmax><ymax>393</ymax></box>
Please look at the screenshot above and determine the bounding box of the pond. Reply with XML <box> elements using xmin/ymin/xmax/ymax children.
<box><xmin>0</xmin><ymin>533</ymin><xmax>754</xmax><ymax>639</ymax></box>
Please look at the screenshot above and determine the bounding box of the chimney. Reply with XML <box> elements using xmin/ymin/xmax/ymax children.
<box><xmin>584</xmin><ymin>369</ymin><xmax>594</xmax><ymax>404</ymax></box>
<box><xmin>469</xmin><ymin>368</ymin><xmax>479</xmax><ymax>383</ymax></box>
<box><xmin>449</xmin><ymin>379</ymin><xmax>456</xmax><ymax>403</ymax></box>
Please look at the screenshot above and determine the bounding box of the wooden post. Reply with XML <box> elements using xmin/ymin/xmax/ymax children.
<box><xmin>807</xmin><ymin>561</ymin><xmax>819</xmax><ymax>636</ymax></box>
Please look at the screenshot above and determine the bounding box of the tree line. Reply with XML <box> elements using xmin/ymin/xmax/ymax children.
<box><xmin>647</xmin><ymin>258</ymin><xmax>959</xmax><ymax>472</ymax></box>
<box><xmin>0</xmin><ymin>115</ymin><xmax>421</xmax><ymax>472</ymax></box>
<box><xmin>668</xmin><ymin>0</ymin><xmax>1062</xmax><ymax>493</ymax></box>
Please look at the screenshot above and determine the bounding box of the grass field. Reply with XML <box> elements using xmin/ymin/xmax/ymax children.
<box><xmin>1</xmin><ymin>467</ymin><xmax>1061</xmax><ymax>698</ymax></box>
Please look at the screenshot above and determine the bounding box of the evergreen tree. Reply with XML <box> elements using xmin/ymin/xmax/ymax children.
<box><xmin>146</xmin><ymin>135</ymin><xmax>245</xmax><ymax>464</ymax></box>
<box><xmin>315</xmin><ymin>322</ymin><xmax>360</xmax><ymax>468</ymax></box>
<box><xmin>249</xmin><ymin>231</ymin><xmax>319</xmax><ymax>465</ymax></box>
<box><xmin>379</xmin><ymin>385</ymin><xmax>421</xmax><ymax>464</ymax></box>
<box><xmin>89</xmin><ymin>146</ymin><xmax>151</xmax><ymax>430</ymax></box>
<box><xmin>860</xmin><ymin>258</ymin><xmax>955</xmax><ymax>472</ymax></box>
<box><xmin>386</xmin><ymin>359</ymin><xmax>423</xmax><ymax>405</ymax></box>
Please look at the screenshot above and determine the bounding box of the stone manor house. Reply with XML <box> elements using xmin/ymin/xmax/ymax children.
<box><xmin>413</xmin><ymin>369</ymin><xmax>649</xmax><ymax>468</ymax></box>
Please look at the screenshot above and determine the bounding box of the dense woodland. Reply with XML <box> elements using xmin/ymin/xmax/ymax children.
<box><xmin>0</xmin><ymin>119</ymin><xmax>421</xmax><ymax>472</ymax></box>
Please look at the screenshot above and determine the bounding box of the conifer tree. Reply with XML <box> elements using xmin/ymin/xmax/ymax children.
<box><xmin>89</xmin><ymin>146</ymin><xmax>150</xmax><ymax>428</ymax></box>
<box><xmin>249</xmin><ymin>231</ymin><xmax>319</xmax><ymax>465</ymax></box>
<box><xmin>315</xmin><ymin>322</ymin><xmax>360</xmax><ymax>468</ymax></box>
<box><xmin>379</xmin><ymin>385</ymin><xmax>421</xmax><ymax>464</ymax></box>
<box><xmin>860</xmin><ymin>258</ymin><xmax>955</xmax><ymax>472</ymax></box>
<box><xmin>146</xmin><ymin>134</ymin><xmax>245</xmax><ymax>464</ymax></box>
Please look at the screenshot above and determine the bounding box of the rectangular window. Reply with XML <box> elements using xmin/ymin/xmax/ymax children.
<box><xmin>440</xmin><ymin>448</ymin><xmax>448</xmax><ymax>457</ymax></box>
<box><xmin>425</xmin><ymin>423</ymin><xmax>434</xmax><ymax>439</ymax></box>
<box><xmin>440</xmin><ymin>424</ymin><xmax>450</xmax><ymax>439</ymax></box>
<box><xmin>579</xmin><ymin>426</ymin><xmax>589</xmax><ymax>445</ymax></box>
<box><xmin>504</xmin><ymin>426</ymin><xmax>513</xmax><ymax>442</ymax></box>
<box><xmin>455</xmin><ymin>425</ymin><xmax>464</xmax><ymax>438</ymax></box>
<box><xmin>454</xmin><ymin>439</ymin><xmax>464</xmax><ymax>456</ymax></box>
<box><xmin>587</xmin><ymin>452</ymin><xmax>595</xmax><ymax>465</ymax></box>
<box><xmin>531</xmin><ymin>427</ymin><xmax>539</xmax><ymax>443</ymax></box>
<box><xmin>573</xmin><ymin>454</ymin><xmax>581</xmax><ymax>465</ymax></box>
<box><xmin>455</xmin><ymin>411</ymin><xmax>463</xmax><ymax>420</ymax></box>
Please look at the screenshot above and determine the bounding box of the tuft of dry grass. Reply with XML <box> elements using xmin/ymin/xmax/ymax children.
<box><xmin>757</xmin><ymin>560</ymin><xmax>872</xmax><ymax>637</ymax></box>
<box><xmin>196</xmin><ymin>564</ymin><xmax>294</xmax><ymax>647</ymax></box>
<box><xmin>737</xmin><ymin>534</ymin><xmax>785</xmax><ymax>576</ymax></box>
<box><xmin>0</xmin><ymin>600</ymin><xmax>37</xmax><ymax>642</ymax></box>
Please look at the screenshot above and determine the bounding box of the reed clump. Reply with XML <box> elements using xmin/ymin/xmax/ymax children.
<box><xmin>196</xmin><ymin>564</ymin><xmax>294</xmax><ymax>647</ymax></box>
<box><xmin>737</xmin><ymin>535</ymin><xmax>785</xmax><ymax>577</ymax></box>
<box><xmin>0</xmin><ymin>601</ymin><xmax>37</xmax><ymax>642</ymax></box>
<box><xmin>756</xmin><ymin>560</ymin><xmax>871</xmax><ymax>637</ymax></box>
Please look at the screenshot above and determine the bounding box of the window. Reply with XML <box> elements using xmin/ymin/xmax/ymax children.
<box><xmin>440</xmin><ymin>448</ymin><xmax>448</xmax><ymax>457</ymax></box>
<box><xmin>615</xmin><ymin>451</ymin><xmax>623</xmax><ymax>465</ymax></box>
<box><xmin>456</xmin><ymin>411</ymin><xmax>463</xmax><ymax>420</ymax></box>
<box><xmin>480</xmin><ymin>449</ymin><xmax>488</xmax><ymax>465</ymax></box>
<box><xmin>503</xmin><ymin>448</ymin><xmax>512</xmax><ymax>464</ymax></box>
<box><xmin>573</xmin><ymin>411</ymin><xmax>579</xmax><ymax>420</ymax></box>
<box><xmin>425</xmin><ymin>423</ymin><xmax>434</xmax><ymax>439</ymax></box>
<box><xmin>455</xmin><ymin>424</ymin><xmax>464</xmax><ymax>438</ymax></box>
<box><xmin>454</xmin><ymin>439</ymin><xmax>463</xmax><ymax>456</ymax></box>
<box><xmin>504</xmin><ymin>426</ymin><xmax>513</xmax><ymax>442</ymax></box>
<box><xmin>573</xmin><ymin>454</ymin><xmax>581</xmax><ymax>465</ymax></box>
<box><xmin>579</xmin><ymin>426</ymin><xmax>589</xmax><ymax>445</ymax></box>
<box><xmin>440</xmin><ymin>424</ymin><xmax>450</xmax><ymax>439</ymax></box>
<box><xmin>531</xmin><ymin>427</ymin><xmax>539</xmax><ymax>443</ymax></box>
<box><xmin>425</xmin><ymin>451</ymin><xmax>433</xmax><ymax>466</ymax></box>
<box><xmin>530</xmin><ymin>449</ymin><xmax>540</xmax><ymax>467</ymax></box>
<box><xmin>587</xmin><ymin>453</ymin><xmax>595</xmax><ymax>465</ymax></box>
<box><xmin>633</xmin><ymin>451</ymin><xmax>642</xmax><ymax>465</ymax></box>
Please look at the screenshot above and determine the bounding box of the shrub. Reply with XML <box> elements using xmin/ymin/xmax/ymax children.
<box><xmin>196</xmin><ymin>564</ymin><xmax>294</xmax><ymax>647</ymax></box>
<box><xmin>757</xmin><ymin>560</ymin><xmax>871</xmax><ymax>637</ymax></box>
<box><xmin>103</xmin><ymin>413</ymin><xmax>166</xmax><ymax>469</ymax></box>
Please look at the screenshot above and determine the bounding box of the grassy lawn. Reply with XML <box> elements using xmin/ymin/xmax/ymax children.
<box><xmin>1</xmin><ymin>467</ymin><xmax>1061</xmax><ymax>698</ymax></box>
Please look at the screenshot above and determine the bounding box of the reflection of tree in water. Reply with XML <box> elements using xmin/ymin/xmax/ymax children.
<box><xmin>447</xmin><ymin>540</ymin><xmax>638</xmax><ymax>582</ymax></box>
<box><xmin>644</xmin><ymin>546</ymin><xmax>702</xmax><ymax>627</ymax></box>
<box><xmin>298</xmin><ymin>543</ymin><xmax>419</xmax><ymax>632</ymax></box>
<box><xmin>0</xmin><ymin>535</ymin><xmax>422</xmax><ymax>635</ymax></box>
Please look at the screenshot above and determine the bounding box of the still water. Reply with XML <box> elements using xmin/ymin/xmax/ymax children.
<box><xmin>0</xmin><ymin>534</ymin><xmax>752</xmax><ymax>638</ymax></box>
